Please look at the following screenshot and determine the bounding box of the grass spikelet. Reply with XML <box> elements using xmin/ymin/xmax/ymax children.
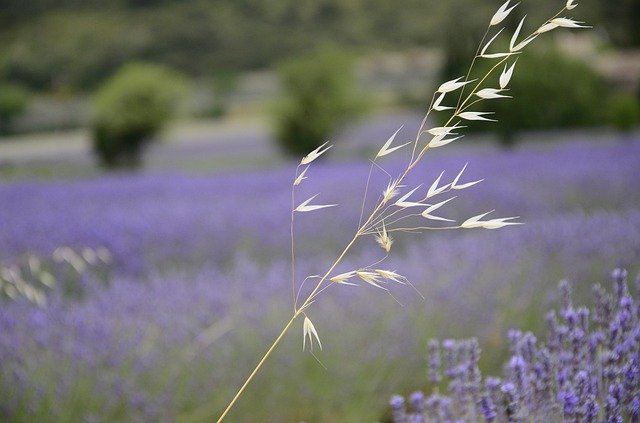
<box><xmin>330</xmin><ymin>271</ymin><xmax>358</xmax><ymax>285</ymax></box>
<box><xmin>356</xmin><ymin>271</ymin><xmax>387</xmax><ymax>290</ymax></box>
<box><xmin>293</xmin><ymin>166</ymin><xmax>309</xmax><ymax>186</ymax></box>
<box><xmin>300</xmin><ymin>141</ymin><xmax>332</xmax><ymax>165</ymax></box>
<box><xmin>295</xmin><ymin>194</ymin><xmax>337</xmax><ymax>212</ymax></box>
<box><xmin>377</xmin><ymin>126</ymin><xmax>411</xmax><ymax>158</ymax></box>
<box><xmin>375</xmin><ymin>224</ymin><xmax>393</xmax><ymax>253</ymax></box>
<box><xmin>374</xmin><ymin>270</ymin><xmax>406</xmax><ymax>284</ymax></box>
<box><xmin>490</xmin><ymin>0</ymin><xmax>519</xmax><ymax>26</ymax></box>
<box><xmin>382</xmin><ymin>179</ymin><xmax>403</xmax><ymax>204</ymax></box>
<box><xmin>303</xmin><ymin>316</ymin><xmax>322</xmax><ymax>351</ymax></box>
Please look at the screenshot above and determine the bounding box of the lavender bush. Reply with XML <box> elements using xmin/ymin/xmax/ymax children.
<box><xmin>390</xmin><ymin>269</ymin><xmax>640</xmax><ymax>423</ymax></box>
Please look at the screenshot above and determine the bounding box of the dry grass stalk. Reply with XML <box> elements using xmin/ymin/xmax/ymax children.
<box><xmin>216</xmin><ymin>1</ymin><xmax>589</xmax><ymax>421</ymax></box>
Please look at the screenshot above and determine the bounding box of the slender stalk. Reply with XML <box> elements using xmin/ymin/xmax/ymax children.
<box><xmin>216</xmin><ymin>232</ymin><xmax>361</xmax><ymax>422</ymax></box>
<box><xmin>216</xmin><ymin>314</ymin><xmax>298</xmax><ymax>423</ymax></box>
<box><xmin>216</xmin><ymin>4</ymin><xmax>574</xmax><ymax>421</ymax></box>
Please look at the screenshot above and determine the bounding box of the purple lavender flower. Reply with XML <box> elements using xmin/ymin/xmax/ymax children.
<box><xmin>409</xmin><ymin>391</ymin><xmax>425</xmax><ymax>423</ymax></box>
<box><xmin>427</xmin><ymin>339</ymin><xmax>441</xmax><ymax>385</ymax></box>
<box><xmin>390</xmin><ymin>395</ymin><xmax>408</xmax><ymax>423</ymax></box>
<box><xmin>501</xmin><ymin>382</ymin><xmax>521</xmax><ymax>422</ymax></box>
<box><xmin>391</xmin><ymin>269</ymin><xmax>640</xmax><ymax>423</ymax></box>
<box><xmin>612</xmin><ymin>268</ymin><xmax>629</xmax><ymax>301</ymax></box>
<box><xmin>478</xmin><ymin>394</ymin><xmax>497</xmax><ymax>422</ymax></box>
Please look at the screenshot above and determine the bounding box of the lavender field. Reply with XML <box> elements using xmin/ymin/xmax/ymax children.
<box><xmin>1</xmin><ymin>134</ymin><xmax>639</xmax><ymax>422</ymax></box>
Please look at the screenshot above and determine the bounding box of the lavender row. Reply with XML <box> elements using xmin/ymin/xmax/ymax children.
<box><xmin>0</xmin><ymin>209</ymin><xmax>638</xmax><ymax>421</ymax></box>
<box><xmin>390</xmin><ymin>269</ymin><xmax>640</xmax><ymax>422</ymax></box>
<box><xmin>1</xmin><ymin>139</ymin><xmax>638</xmax><ymax>275</ymax></box>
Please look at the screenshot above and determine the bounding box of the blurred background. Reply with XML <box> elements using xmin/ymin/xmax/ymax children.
<box><xmin>0</xmin><ymin>0</ymin><xmax>639</xmax><ymax>422</ymax></box>
<box><xmin>0</xmin><ymin>0</ymin><xmax>638</xmax><ymax>172</ymax></box>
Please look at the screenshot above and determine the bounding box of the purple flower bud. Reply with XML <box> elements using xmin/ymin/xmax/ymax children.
<box><xmin>577</xmin><ymin>307</ymin><xmax>590</xmax><ymax>333</ymax></box>
<box><xmin>486</xmin><ymin>377</ymin><xmax>502</xmax><ymax>392</ymax></box>
<box><xmin>427</xmin><ymin>339</ymin><xmax>442</xmax><ymax>385</ymax></box>
<box><xmin>390</xmin><ymin>395</ymin><xmax>408</xmax><ymax>423</ymax></box>
<box><xmin>593</xmin><ymin>283</ymin><xmax>613</xmax><ymax>327</ymax></box>
<box><xmin>559</xmin><ymin>279</ymin><xmax>572</xmax><ymax>314</ymax></box>
<box><xmin>410</xmin><ymin>391</ymin><xmax>425</xmax><ymax>414</ymax></box>
<box><xmin>558</xmin><ymin>386</ymin><xmax>579</xmax><ymax>418</ymax></box>
<box><xmin>605</xmin><ymin>394</ymin><xmax>622</xmax><ymax>423</ymax></box>
<box><xmin>442</xmin><ymin>339</ymin><xmax>458</xmax><ymax>378</ymax></box>
<box><xmin>546</xmin><ymin>310</ymin><xmax>560</xmax><ymax>352</ymax></box>
<box><xmin>501</xmin><ymin>382</ymin><xmax>521</xmax><ymax>423</ymax></box>
<box><xmin>564</xmin><ymin>307</ymin><xmax>578</xmax><ymax>330</ymax></box>
<box><xmin>585</xmin><ymin>395</ymin><xmax>599</xmax><ymax>423</ymax></box>
<box><xmin>630</xmin><ymin>396</ymin><xmax>639</xmax><ymax>423</ymax></box>
<box><xmin>508</xmin><ymin>329</ymin><xmax>522</xmax><ymax>354</ymax></box>
<box><xmin>612</xmin><ymin>268</ymin><xmax>629</xmax><ymax>301</ymax></box>
<box><xmin>479</xmin><ymin>395</ymin><xmax>497</xmax><ymax>422</ymax></box>
<box><xmin>519</xmin><ymin>332</ymin><xmax>537</xmax><ymax>364</ymax></box>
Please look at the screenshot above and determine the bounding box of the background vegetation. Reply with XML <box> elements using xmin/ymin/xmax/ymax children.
<box><xmin>91</xmin><ymin>62</ymin><xmax>186</xmax><ymax>168</ymax></box>
<box><xmin>0</xmin><ymin>0</ymin><xmax>636</xmax><ymax>93</ymax></box>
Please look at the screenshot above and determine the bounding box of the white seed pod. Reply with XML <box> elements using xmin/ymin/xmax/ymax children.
<box><xmin>300</xmin><ymin>141</ymin><xmax>332</xmax><ymax>165</ymax></box>
<box><xmin>500</xmin><ymin>61</ymin><xmax>517</xmax><ymax>89</ymax></box>
<box><xmin>490</xmin><ymin>0</ymin><xmax>519</xmax><ymax>26</ymax></box>
<box><xmin>458</xmin><ymin>112</ymin><xmax>497</xmax><ymax>122</ymax></box>
<box><xmin>566</xmin><ymin>0</ymin><xmax>578</xmax><ymax>10</ymax></box>
<box><xmin>437</xmin><ymin>77</ymin><xmax>476</xmax><ymax>94</ymax></box>
<box><xmin>295</xmin><ymin>194</ymin><xmax>337</xmax><ymax>212</ymax></box>
<box><xmin>303</xmin><ymin>316</ymin><xmax>322</xmax><ymax>351</ymax></box>
<box><xmin>377</xmin><ymin>126</ymin><xmax>411</xmax><ymax>158</ymax></box>
<box><xmin>476</xmin><ymin>88</ymin><xmax>511</xmax><ymax>99</ymax></box>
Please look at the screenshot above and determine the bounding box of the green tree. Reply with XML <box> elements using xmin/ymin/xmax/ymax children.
<box><xmin>0</xmin><ymin>83</ymin><xmax>29</xmax><ymax>135</ymax></box>
<box><xmin>273</xmin><ymin>46</ymin><xmax>365</xmax><ymax>157</ymax></box>
<box><xmin>607</xmin><ymin>93</ymin><xmax>639</xmax><ymax>133</ymax></box>
<box><xmin>490</xmin><ymin>48</ymin><xmax>606</xmax><ymax>146</ymax></box>
<box><xmin>91</xmin><ymin>62</ymin><xmax>186</xmax><ymax>169</ymax></box>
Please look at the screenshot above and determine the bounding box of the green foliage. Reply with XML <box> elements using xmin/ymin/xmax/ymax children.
<box><xmin>606</xmin><ymin>93</ymin><xmax>640</xmax><ymax>132</ymax></box>
<box><xmin>92</xmin><ymin>62</ymin><xmax>185</xmax><ymax>169</ymax></box>
<box><xmin>273</xmin><ymin>47</ymin><xmax>365</xmax><ymax>157</ymax></box>
<box><xmin>1</xmin><ymin>0</ymin><xmax>634</xmax><ymax>95</ymax></box>
<box><xmin>207</xmin><ymin>72</ymin><xmax>238</xmax><ymax>119</ymax></box>
<box><xmin>474</xmin><ymin>48</ymin><xmax>606</xmax><ymax>146</ymax></box>
<box><xmin>0</xmin><ymin>83</ymin><xmax>29</xmax><ymax>135</ymax></box>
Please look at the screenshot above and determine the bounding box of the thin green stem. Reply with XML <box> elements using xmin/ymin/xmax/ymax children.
<box><xmin>216</xmin><ymin>314</ymin><xmax>298</xmax><ymax>423</ymax></box>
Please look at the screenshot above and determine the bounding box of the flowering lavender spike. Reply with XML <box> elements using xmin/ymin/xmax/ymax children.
<box><xmin>559</xmin><ymin>385</ymin><xmax>579</xmax><ymax>420</ymax></box>
<box><xmin>427</xmin><ymin>339</ymin><xmax>442</xmax><ymax>385</ymax></box>
<box><xmin>466</xmin><ymin>338</ymin><xmax>482</xmax><ymax>395</ymax></box>
<box><xmin>479</xmin><ymin>394</ymin><xmax>497</xmax><ymax>422</ymax></box>
<box><xmin>559</xmin><ymin>279</ymin><xmax>573</xmax><ymax>315</ymax></box>
<box><xmin>390</xmin><ymin>395</ymin><xmax>408</xmax><ymax>423</ymax></box>
<box><xmin>410</xmin><ymin>391</ymin><xmax>426</xmax><ymax>418</ymax></box>
<box><xmin>584</xmin><ymin>395</ymin><xmax>599</xmax><ymax>423</ymax></box>
<box><xmin>443</xmin><ymin>339</ymin><xmax>458</xmax><ymax>378</ymax></box>
<box><xmin>546</xmin><ymin>310</ymin><xmax>560</xmax><ymax>352</ymax></box>
<box><xmin>564</xmin><ymin>307</ymin><xmax>578</xmax><ymax>330</ymax></box>
<box><xmin>612</xmin><ymin>268</ymin><xmax>629</xmax><ymax>301</ymax></box>
<box><xmin>507</xmin><ymin>329</ymin><xmax>522</xmax><ymax>354</ymax></box>
<box><xmin>508</xmin><ymin>355</ymin><xmax>529</xmax><ymax>400</ymax></box>
<box><xmin>501</xmin><ymin>382</ymin><xmax>522</xmax><ymax>423</ymax></box>
<box><xmin>519</xmin><ymin>332</ymin><xmax>537</xmax><ymax>364</ymax></box>
<box><xmin>605</xmin><ymin>392</ymin><xmax>622</xmax><ymax>423</ymax></box>
<box><xmin>485</xmin><ymin>377</ymin><xmax>503</xmax><ymax>415</ymax></box>
<box><xmin>577</xmin><ymin>307</ymin><xmax>590</xmax><ymax>333</ymax></box>
<box><xmin>630</xmin><ymin>396</ymin><xmax>639</xmax><ymax>423</ymax></box>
